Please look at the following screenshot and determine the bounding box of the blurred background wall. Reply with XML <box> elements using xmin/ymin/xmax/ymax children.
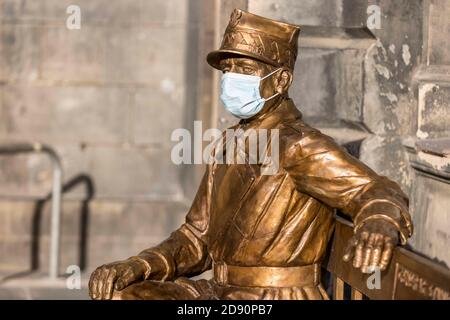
<box><xmin>0</xmin><ymin>0</ymin><xmax>448</xmax><ymax>298</ymax></box>
<box><xmin>0</xmin><ymin>0</ymin><xmax>202</xmax><ymax>280</ymax></box>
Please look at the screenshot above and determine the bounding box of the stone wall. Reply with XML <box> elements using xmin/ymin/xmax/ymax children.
<box><xmin>406</xmin><ymin>0</ymin><xmax>450</xmax><ymax>267</ymax></box>
<box><xmin>0</xmin><ymin>0</ymin><xmax>200</xmax><ymax>275</ymax></box>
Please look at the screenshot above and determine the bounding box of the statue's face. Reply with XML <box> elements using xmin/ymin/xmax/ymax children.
<box><xmin>219</xmin><ymin>57</ymin><xmax>278</xmax><ymax>103</ymax></box>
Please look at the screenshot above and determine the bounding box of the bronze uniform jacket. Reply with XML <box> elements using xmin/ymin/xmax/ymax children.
<box><xmin>138</xmin><ymin>98</ymin><xmax>413</xmax><ymax>299</ymax></box>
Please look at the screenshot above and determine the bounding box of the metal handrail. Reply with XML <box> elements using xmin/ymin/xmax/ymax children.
<box><xmin>0</xmin><ymin>142</ymin><xmax>63</xmax><ymax>279</ymax></box>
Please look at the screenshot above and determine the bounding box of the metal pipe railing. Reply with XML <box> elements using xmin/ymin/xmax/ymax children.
<box><xmin>0</xmin><ymin>142</ymin><xmax>63</xmax><ymax>279</ymax></box>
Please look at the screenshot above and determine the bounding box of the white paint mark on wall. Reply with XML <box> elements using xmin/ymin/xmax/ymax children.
<box><xmin>374</xmin><ymin>64</ymin><xmax>391</xmax><ymax>79</ymax></box>
<box><xmin>386</xmin><ymin>122</ymin><xmax>396</xmax><ymax>130</ymax></box>
<box><xmin>417</xmin><ymin>128</ymin><xmax>430</xmax><ymax>139</ymax></box>
<box><xmin>376</xmin><ymin>41</ymin><xmax>388</xmax><ymax>62</ymax></box>
<box><xmin>381</xmin><ymin>91</ymin><xmax>398</xmax><ymax>103</ymax></box>
<box><xmin>402</xmin><ymin>44</ymin><xmax>411</xmax><ymax>66</ymax></box>
<box><xmin>418</xmin><ymin>151</ymin><xmax>450</xmax><ymax>170</ymax></box>
<box><xmin>389</xmin><ymin>44</ymin><xmax>396</xmax><ymax>54</ymax></box>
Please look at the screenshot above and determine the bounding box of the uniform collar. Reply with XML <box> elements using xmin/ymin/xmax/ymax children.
<box><xmin>237</xmin><ymin>97</ymin><xmax>302</xmax><ymax>129</ymax></box>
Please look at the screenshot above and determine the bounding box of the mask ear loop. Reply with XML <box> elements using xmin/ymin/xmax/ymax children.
<box><xmin>260</xmin><ymin>67</ymin><xmax>282</xmax><ymax>81</ymax></box>
<box><xmin>264</xmin><ymin>91</ymin><xmax>280</xmax><ymax>102</ymax></box>
<box><xmin>260</xmin><ymin>67</ymin><xmax>282</xmax><ymax>101</ymax></box>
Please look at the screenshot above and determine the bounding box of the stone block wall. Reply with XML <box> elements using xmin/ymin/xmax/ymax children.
<box><xmin>0</xmin><ymin>0</ymin><xmax>200</xmax><ymax>275</ymax></box>
<box><xmin>407</xmin><ymin>0</ymin><xmax>450</xmax><ymax>266</ymax></box>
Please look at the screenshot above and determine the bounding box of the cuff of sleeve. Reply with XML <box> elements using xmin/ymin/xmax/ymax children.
<box><xmin>129</xmin><ymin>255</ymin><xmax>153</xmax><ymax>280</ymax></box>
<box><xmin>353</xmin><ymin>200</ymin><xmax>413</xmax><ymax>245</ymax></box>
<box><xmin>137</xmin><ymin>249</ymin><xmax>174</xmax><ymax>281</ymax></box>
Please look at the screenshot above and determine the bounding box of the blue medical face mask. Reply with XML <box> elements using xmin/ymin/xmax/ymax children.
<box><xmin>220</xmin><ymin>68</ymin><xmax>282</xmax><ymax>119</ymax></box>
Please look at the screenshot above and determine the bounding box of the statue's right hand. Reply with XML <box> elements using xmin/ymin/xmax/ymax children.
<box><xmin>89</xmin><ymin>258</ymin><xmax>147</xmax><ymax>300</ymax></box>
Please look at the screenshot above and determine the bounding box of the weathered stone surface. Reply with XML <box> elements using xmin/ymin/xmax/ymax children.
<box><xmin>0</xmin><ymin>0</ymin><xmax>196</xmax><ymax>290</ymax></box>
<box><xmin>426</xmin><ymin>0</ymin><xmax>450</xmax><ymax>65</ymax></box>
<box><xmin>249</xmin><ymin>0</ymin><xmax>344</xmax><ymax>27</ymax></box>
<box><xmin>335</xmin><ymin>49</ymin><xmax>365</xmax><ymax>122</ymax></box>
<box><xmin>0</xmin><ymin>199</ymin><xmax>188</xmax><ymax>273</ymax></box>
<box><xmin>0</xmin><ymin>239</ymin><xmax>31</xmax><ymax>273</ymax></box>
<box><xmin>298</xmin><ymin>26</ymin><xmax>375</xmax><ymax>51</ymax></box>
<box><xmin>84</xmin><ymin>146</ymin><xmax>183</xmax><ymax>199</ymax></box>
<box><xmin>405</xmin><ymin>137</ymin><xmax>450</xmax><ymax>267</ymax></box>
<box><xmin>341</xmin><ymin>0</ymin><xmax>369</xmax><ymax>27</ymax></box>
<box><xmin>40</xmin><ymin>26</ymin><xmax>107</xmax><ymax>83</ymax></box>
<box><xmin>293</xmin><ymin>48</ymin><xmax>338</xmax><ymax>123</ymax></box>
<box><xmin>416</xmin><ymin>138</ymin><xmax>450</xmax><ymax>158</ymax></box>
<box><xmin>132</xmin><ymin>87</ymin><xmax>185</xmax><ymax>145</ymax></box>
<box><xmin>0</xmin><ymin>144</ymin><xmax>183</xmax><ymax>199</ymax></box>
<box><xmin>0</xmin><ymin>0</ymin><xmax>187</xmax><ymax>26</ymax></box>
<box><xmin>0</xmin><ymin>86</ymin><xmax>4</xmax><ymax>134</ymax></box>
<box><xmin>409</xmin><ymin>171</ymin><xmax>450</xmax><ymax>267</ymax></box>
<box><xmin>292</xmin><ymin>48</ymin><xmax>364</xmax><ymax>125</ymax></box>
<box><xmin>41</xmin><ymin>0</ymin><xmax>145</xmax><ymax>26</ymax></box>
<box><xmin>362</xmin><ymin>1</ymin><xmax>422</xmax><ymax>136</ymax></box>
<box><xmin>1</xmin><ymin>85</ymin><xmax>130</xmax><ymax>143</ymax></box>
<box><xmin>360</xmin><ymin>135</ymin><xmax>413</xmax><ymax>191</ymax></box>
<box><xmin>138</xmin><ymin>0</ymin><xmax>188</xmax><ymax>25</ymax></box>
<box><xmin>417</xmin><ymin>83</ymin><xmax>450</xmax><ymax>139</ymax></box>
<box><xmin>0</xmin><ymin>151</ymin><xmax>54</xmax><ymax>197</ymax></box>
<box><xmin>0</xmin><ymin>0</ymin><xmax>43</xmax><ymax>23</ymax></box>
<box><xmin>219</xmin><ymin>0</ymin><xmax>248</xmax><ymax>31</ymax></box>
<box><xmin>132</xmin><ymin>26</ymin><xmax>187</xmax><ymax>85</ymax></box>
<box><xmin>0</xmin><ymin>0</ymin><xmax>192</xmax><ymax>205</ymax></box>
<box><xmin>39</xmin><ymin>25</ymin><xmax>186</xmax><ymax>85</ymax></box>
<box><xmin>354</xmin><ymin>0</ymin><xmax>424</xmax><ymax>195</ymax></box>
<box><xmin>0</xmin><ymin>285</ymin><xmax>89</xmax><ymax>300</ymax></box>
<box><xmin>0</xmin><ymin>25</ymin><xmax>41</xmax><ymax>82</ymax></box>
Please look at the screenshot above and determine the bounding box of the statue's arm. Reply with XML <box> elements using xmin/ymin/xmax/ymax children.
<box><xmin>284</xmin><ymin>127</ymin><xmax>413</xmax><ymax>271</ymax></box>
<box><xmin>136</xmin><ymin>165</ymin><xmax>213</xmax><ymax>281</ymax></box>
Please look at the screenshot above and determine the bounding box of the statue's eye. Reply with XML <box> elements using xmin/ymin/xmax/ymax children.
<box><xmin>243</xmin><ymin>67</ymin><xmax>254</xmax><ymax>74</ymax></box>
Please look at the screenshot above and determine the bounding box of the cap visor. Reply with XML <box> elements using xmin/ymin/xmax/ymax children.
<box><xmin>206</xmin><ymin>49</ymin><xmax>278</xmax><ymax>70</ymax></box>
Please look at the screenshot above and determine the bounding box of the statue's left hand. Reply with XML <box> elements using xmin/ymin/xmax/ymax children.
<box><xmin>342</xmin><ymin>219</ymin><xmax>399</xmax><ymax>273</ymax></box>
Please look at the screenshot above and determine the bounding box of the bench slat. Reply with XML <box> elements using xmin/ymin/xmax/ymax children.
<box><xmin>333</xmin><ymin>276</ymin><xmax>345</xmax><ymax>300</ymax></box>
<box><xmin>351</xmin><ymin>287</ymin><xmax>363</xmax><ymax>300</ymax></box>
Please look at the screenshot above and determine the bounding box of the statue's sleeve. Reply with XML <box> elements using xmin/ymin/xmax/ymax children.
<box><xmin>136</xmin><ymin>165</ymin><xmax>213</xmax><ymax>281</ymax></box>
<box><xmin>283</xmin><ymin>128</ymin><xmax>413</xmax><ymax>244</ymax></box>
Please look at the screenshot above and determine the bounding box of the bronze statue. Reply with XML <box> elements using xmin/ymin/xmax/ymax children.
<box><xmin>89</xmin><ymin>9</ymin><xmax>413</xmax><ymax>300</ymax></box>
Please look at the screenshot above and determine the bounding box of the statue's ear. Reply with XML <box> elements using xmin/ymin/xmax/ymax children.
<box><xmin>275</xmin><ymin>67</ymin><xmax>293</xmax><ymax>94</ymax></box>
